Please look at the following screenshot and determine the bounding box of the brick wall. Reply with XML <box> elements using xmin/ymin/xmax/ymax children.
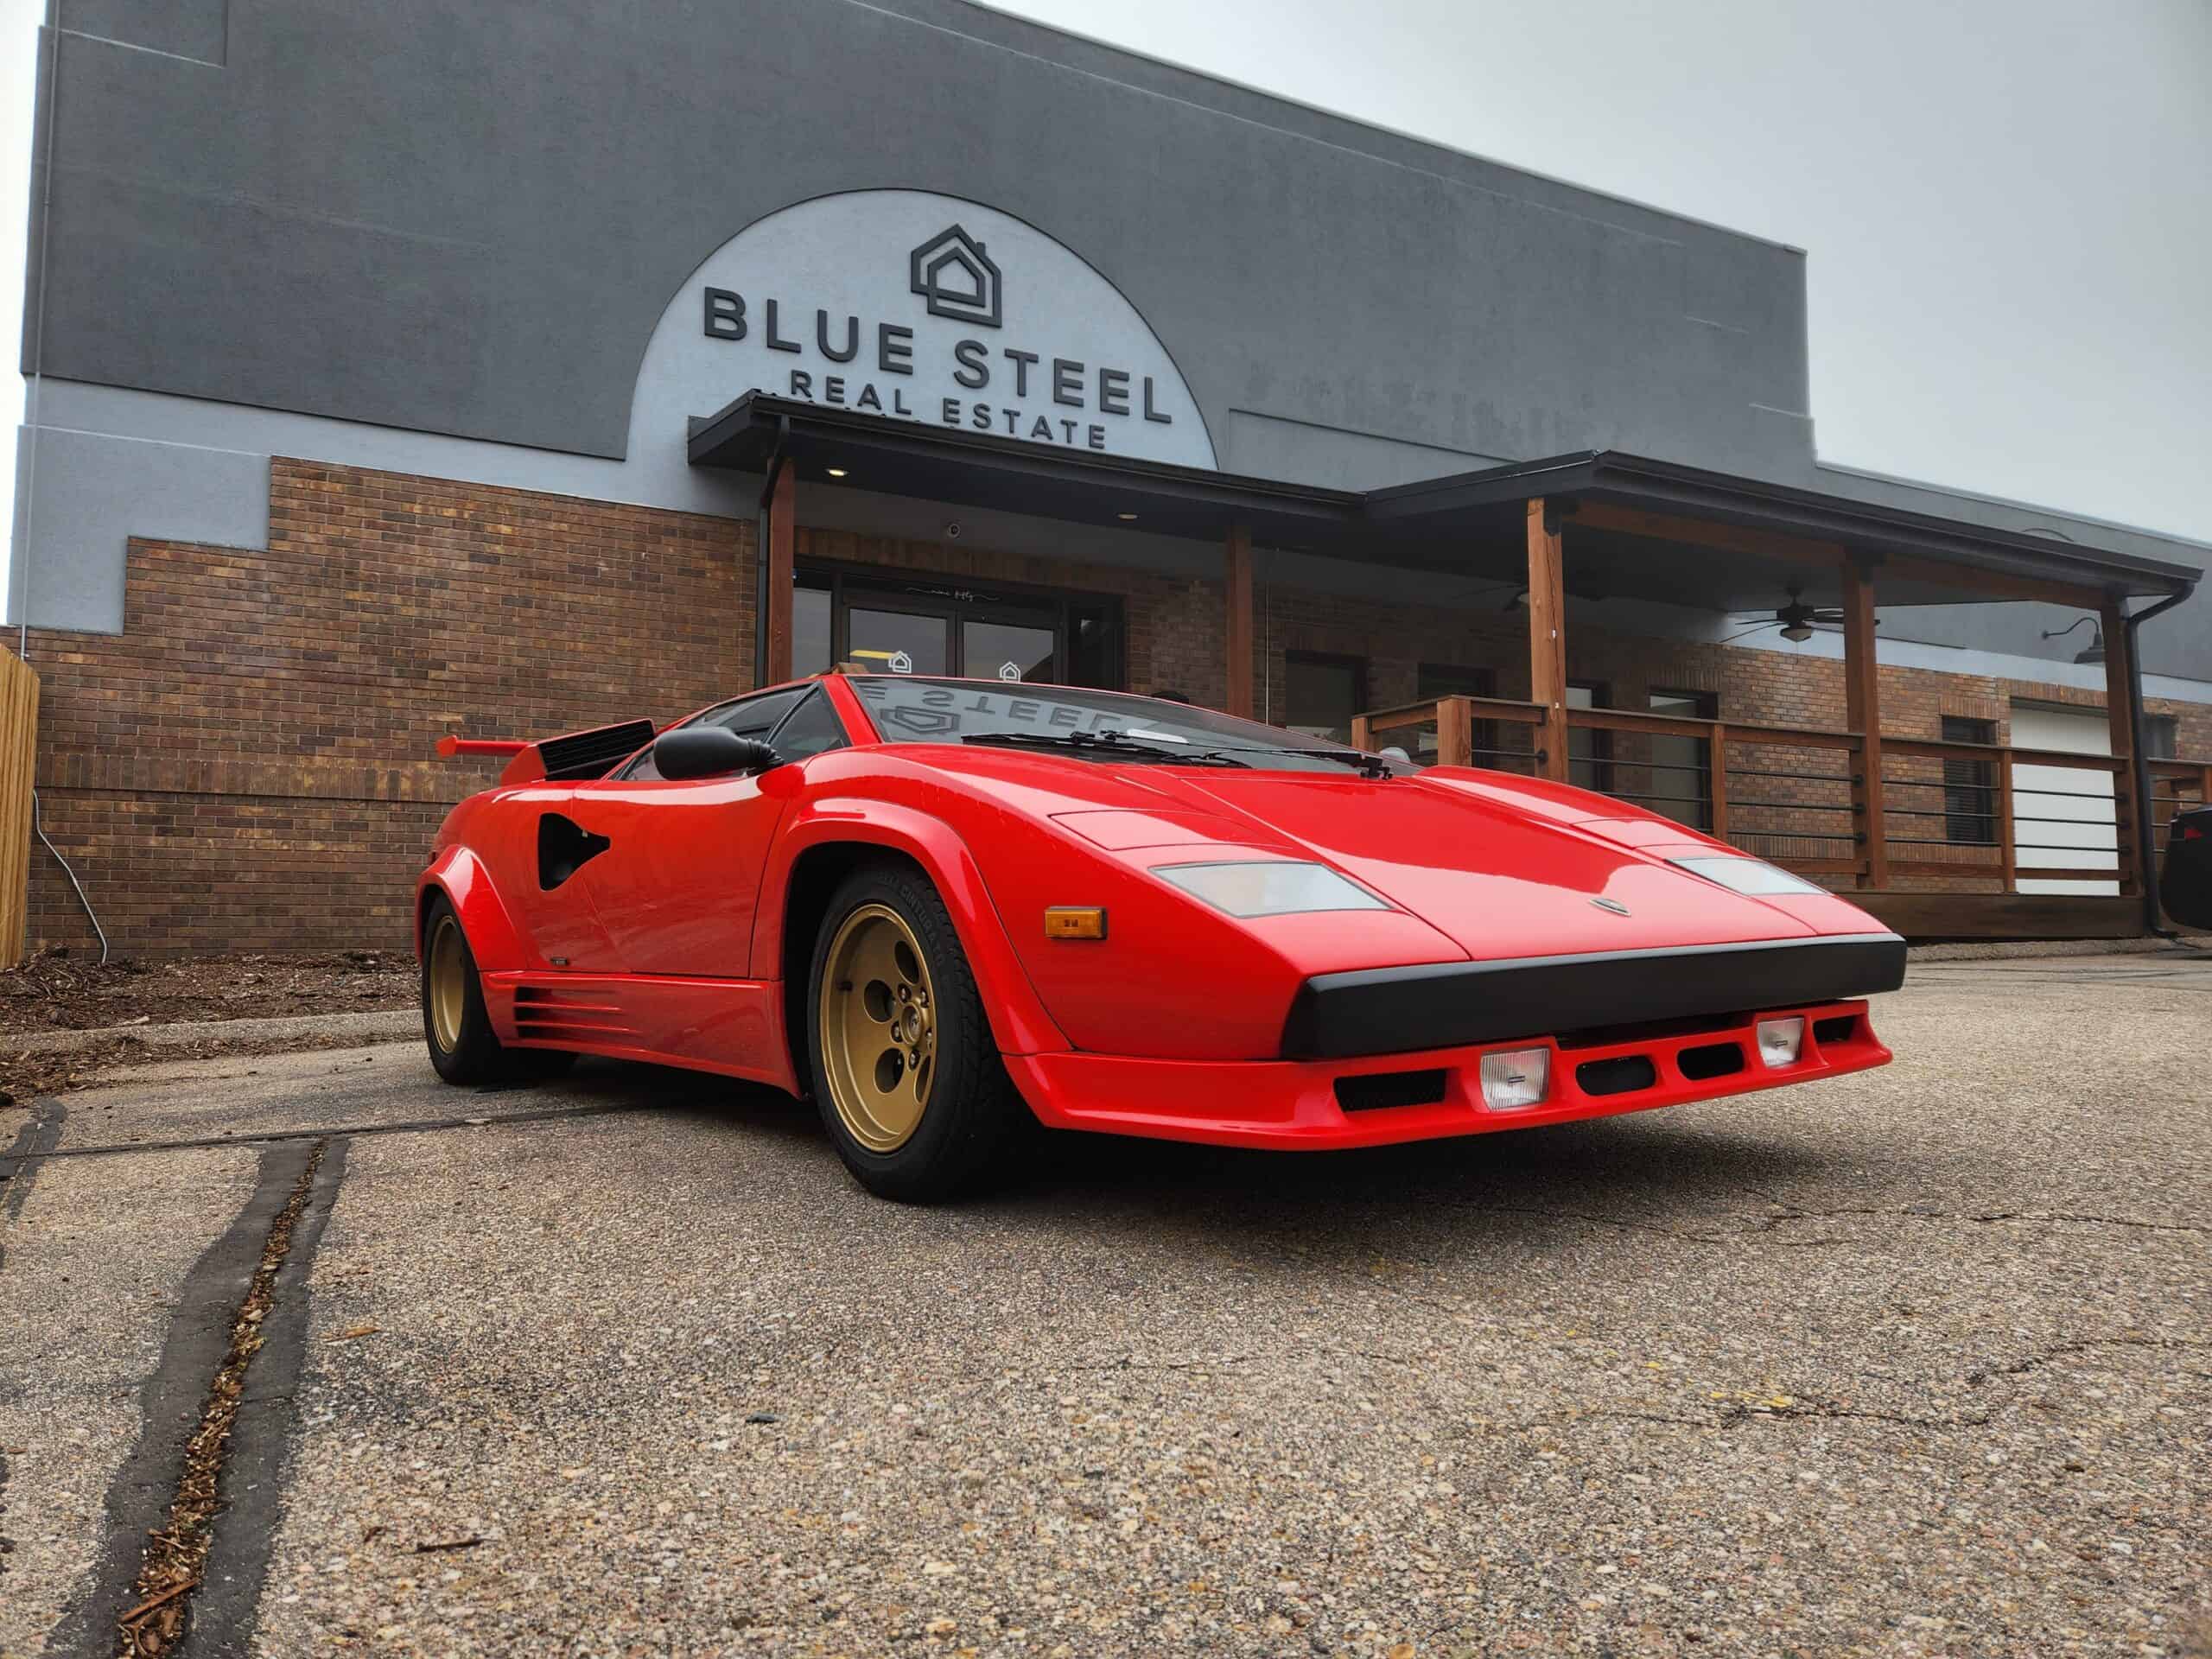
<box><xmin>20</xmin><ymin>459</ymin><xmax>2210</xmax><ymax>955</ymax></box>
<box><xmin>27</xmin><ymin>460</ymin><xmax>751</xmax><ymax>955</ymax></box>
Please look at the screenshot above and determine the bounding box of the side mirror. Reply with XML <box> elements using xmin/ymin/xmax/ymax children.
<box><xmin>653</xmin><ymin>728</ymin><xmax>780</xmax><ymax>781</ymax></box>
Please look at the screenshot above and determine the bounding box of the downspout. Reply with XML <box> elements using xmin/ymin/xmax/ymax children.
<box><xmin>2120</xmin><ymin>583</ymin><xmax>2195</xmax><ymax>938</ymax></box>
<box><xmin>752</xmin><ymin>414</ymin><xmax>791</xmax><ymax>689</ymax></box>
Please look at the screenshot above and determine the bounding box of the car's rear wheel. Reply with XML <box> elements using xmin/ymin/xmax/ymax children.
<box><xmin>421</xmin><ymin>896</ymin><xmax>573</xmax><ymax>1085</ymax></box>
<box><xmin>807</xmin><ymin>861</ymin><xmax>1028</xmax><ymax>1202</ymax></box>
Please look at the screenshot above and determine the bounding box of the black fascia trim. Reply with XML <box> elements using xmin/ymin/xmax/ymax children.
<box><xmin>688</xmin><ymin>402</ymin><xmax>2199</xmax><ymax>598</ymax></box>
<box><xmin>1281</xmin><ymin>931</ymin><xmax>1907</xmax><ymax>1060</ymax></box>
<box><xmin>1363</xmin><ymin>451</ymin><xmax>2199</xmax><ymax>599</ymax></box>
<box><xmin>690</xmin><ymin>392</ymin><xmax>1362</xmax><ymax>524</ymax></box>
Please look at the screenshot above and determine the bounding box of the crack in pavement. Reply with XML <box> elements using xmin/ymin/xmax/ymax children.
<box><xmin>1962</xmin><ymin>1333</ymin><xmax>2209</xmax><ymax>1389</ymax></box>
<box><xmin>1482</xmin><ymin>1333</ymin><xmax>2209</xmax><ymax>1441</ymax></box>
<box><xmin>48</xmin><ymin>1134</ymin><xmax>347</xmax><ymax>1659</ymax></box>
<box><xmin>3</xmin><ymin>1100</ymin><xmax>655</xmax><ymax>1165</ymax></box>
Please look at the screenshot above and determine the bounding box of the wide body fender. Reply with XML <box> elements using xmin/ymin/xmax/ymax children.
<box><xmin>416</xmin><ymin>845</ymin><xmax>529</xmax><ymax>972</ymax></box>
<box><xmin>758</xmin><ymin>800</ymin><xmax>1071</xmax><ymax>1058</ymax></box>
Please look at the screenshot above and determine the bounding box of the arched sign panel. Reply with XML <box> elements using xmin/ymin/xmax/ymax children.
<box><xmin>628</xmin><ymin>191</ymin><xmax>1217</xmax><ymax>471</ymax></box>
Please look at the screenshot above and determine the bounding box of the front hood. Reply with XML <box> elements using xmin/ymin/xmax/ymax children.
<box><xmin>1167</xmin><ymin>771</ymin><xmax>1824</xmax><ymax>960</ymax></box>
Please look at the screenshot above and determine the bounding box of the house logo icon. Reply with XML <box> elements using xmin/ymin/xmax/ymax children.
<box><xmin>909</xmin><ymin>225</ymin><xmax>1002</xmax><ymax>329</ymax></box>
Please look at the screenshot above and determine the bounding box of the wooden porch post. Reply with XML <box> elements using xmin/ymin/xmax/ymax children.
<box><xmin>1525</xmin><ymin>499</ymin><xmax>1569</xmax><ymax>782</ymax></box>
<box><xmin>2100</xmin><ymin>596</ymin><xmax>2138</xmax><ymax>893</ymax></box>
<box><xmin>1841</xmin><ymin>559</ymin><xmax>1888</xmax><ymax>889</ymax></box>
<box><xmin>762</xmin><ymin>467</ymin><xmax>795</xmax><ymax>686</ymax></box>
<box><xmin>1224</xmin><ymin>524</ymin><xmax>1255</xmax><ymax>719</ymax></box>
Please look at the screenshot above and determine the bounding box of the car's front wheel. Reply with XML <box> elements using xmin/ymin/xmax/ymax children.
<box><xmin>421</xmin><ymin>896</ymin><xmax>574</xmax><ymax>1085</ymax></box>
<box><xmin>806</xmin><ymin>861</ymin><xmax>1030</xmax><ymax>1202</ymax></box>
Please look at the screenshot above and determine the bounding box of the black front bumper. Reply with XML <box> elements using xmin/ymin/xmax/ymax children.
<box><xmin>1280</xmin><ymin>932</ymin><xmax>1908</xmax><ymax>1060</ymax></box>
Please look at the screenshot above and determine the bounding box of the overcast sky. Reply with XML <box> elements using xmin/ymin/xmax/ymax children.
<box><xmin>3</xmin><ymin>0</ymin><xmax>2209</xmax><ymax>584</ymax></box>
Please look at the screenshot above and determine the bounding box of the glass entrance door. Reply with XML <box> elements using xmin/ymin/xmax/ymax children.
<box><xmin>807</xmin><ymin>580</ymin><xmax>1069</xmax><ymax>684</ymax></box>
<box><xmin>962</xmin><ymin>617</ymin><xmax>1057</xmax><ymax>684</ymax></box>
<box><xmin>845</xmin><ymin>603</ymin><xmax>951</xmax><ymax>678</ymax></box>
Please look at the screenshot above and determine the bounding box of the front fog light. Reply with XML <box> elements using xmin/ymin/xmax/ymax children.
<box><xmin>1478</xmin><ymin>1047</ymin><xmax>1549</xmax><ymax>1110</ymax></box>
<box><xmin>1756</xmin><ymin>1017</ymin><xmax>1805</xmax><ymax>1069</ymax></box>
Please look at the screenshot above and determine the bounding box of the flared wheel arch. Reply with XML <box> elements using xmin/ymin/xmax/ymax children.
<box><xmin>772</xmin><ymin>832</ymin><xmax>1065</xmax><ymax>1100</ymax></box>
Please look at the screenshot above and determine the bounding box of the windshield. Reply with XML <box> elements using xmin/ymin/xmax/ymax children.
<box><xmin>848</xmin><ymin>677</ymin><xmax>1412</xmax><ymax>775</ymax></box>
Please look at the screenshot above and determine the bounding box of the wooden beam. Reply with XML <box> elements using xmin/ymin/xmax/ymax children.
<box><xmin>1436</xmin><ymin>696</ymin><xmax>1474</xmax><ymax>769</ymax></box>
<box><xmin>1572</xmin><ymin>501</ymin><xmax>1846</xmax><ymax>568</ymax></box>
<box><xmin>1576</xmin><ymin>505</ymin><xmax>2113</xmax><ymax>609</ymax></box>
<box><xmin>1880</xmin><ymin>554</ymin><xmax>2108</xmax><ymax>611</ymax></box>
<box><xmin>2101</xmin><ymin>598</ymin><xmax>2139</xmax><ymax>893</ymax></box>
<box><xmin>1224</xmin><ymin>524</ymin><xmax>1255</xmax><ymax>719</ymax></box>
<box><xmin>1525</xmin><ymin>500</ymin><xmax>1569</xmax><ymax>781</ymax></box>
<box><xmin>763</xmin><ymin>467</ymin><xmax>795</xmax><ymax>686</ymax></box>
<box><xmin>2099</xmin><ymin>600</ymin><xmax>2134</xmax><ymax>761</ymax></box>
<box><xmin>1841</xmin><ymin>560</ymin><xmax>1887</xmax><ymax>889</ymax></box>
<box><xmin>1706</xmin><ymin>721</ymin><xmax>1730</xmax><ymax>845</ymax></box>
<box><xmin>1996</xmin><ymin>756</ymin><xmax>2018</xmax><ymax>894</ymax></box>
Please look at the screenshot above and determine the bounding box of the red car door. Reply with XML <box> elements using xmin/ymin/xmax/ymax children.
<box><xmin>491</xmin><ymin>782</ymin><xmax>625</xmax><ymax>970</ymax></box>
<box><xmin>565</xmin><ymin>772</ymin><xmax>787</xmax><ymax>976</ymax></box>
<box><xmin>563</xmin><ymin>685</ymin><xmax>834</xmax><ymax>977</ymax></box>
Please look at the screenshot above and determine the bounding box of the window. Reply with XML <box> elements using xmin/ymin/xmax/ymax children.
<box><xmin>1284</xmin><ymin>652</ymin><xmax>1367</xmax><ymax>746</ymax></box>
<box><xmin>2145</xmin><ymin>715</ymin><xmax>2178</xmax><ymax>760</ymax></box>
<box><xmin>849</xmin><ymin>677</ymin><xmax>1408</xmax><ymax>775</ymax></box>
<box><xmin>1567</xmin><ymin>681</ymin><xmax>1612</xmax><ymax>794</ymax></box>
<box><xmin>1941</xmin><ymin>715</ymin><xmax>1997</xmax><ymax>845</ymax></box>
<box><xmin>793</xmin><ymin>584</ymin><xmax>834</xmax><ymax>677</ymax></box>
<box><xmin>613</xmin><ymin>686</ymin><xmax>823</xmax><ymax>780</ymax></box>
<box><xmin>1415</xmin><ymin>663</ymin><xmax>1493</xmax><ymax>765</ymax></box>
<box><xmin>760</xmin><ymin>687</ymin><xmax>849</xmax><ymax>763</ymax></box>
<box><xmin>1647</xmin><ymin>689</ymin><xmax>1717</xmax><ymax>830</ymax></box>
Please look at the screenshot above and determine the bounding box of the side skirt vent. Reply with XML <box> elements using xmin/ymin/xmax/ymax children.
<box><xmin>512</xmin><ymin>983</ymin><xmax>634</xmax><ymax>1046</ymax></box>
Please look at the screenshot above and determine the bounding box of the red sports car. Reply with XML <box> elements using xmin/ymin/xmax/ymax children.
<box><xmin>418</xmin><ymin>674</ymin><xmax>1902</xmax><ymax>1200</ymax></box>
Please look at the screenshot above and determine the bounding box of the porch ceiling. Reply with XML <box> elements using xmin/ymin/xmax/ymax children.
<box><xmin>689</xmin><ymin>395</ymin><xmax>2199</xmax><ymax>610</ymax></box>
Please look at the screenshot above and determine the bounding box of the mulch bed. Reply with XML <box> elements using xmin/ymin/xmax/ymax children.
<box><xmin>0</xmin><ymin>949</ymin><xmax>414</xmax><ymax>1037</ymax></box>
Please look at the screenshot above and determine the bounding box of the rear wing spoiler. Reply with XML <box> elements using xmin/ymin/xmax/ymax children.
<box><xmin>435</xmin><ymin>718</ymin><xmax>658</xmax><ymax>785</ymax></box>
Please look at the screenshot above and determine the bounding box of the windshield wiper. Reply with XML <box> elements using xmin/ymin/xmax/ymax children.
<box><xmin>959</xmin><ymin>729</ymin><xmax>1251</xmax><ymax>766</ymax></box>
<box><xmin>1191</xmin><ymin>745</ymin><xmax>1396</xmax><ymax>779</ymax></box>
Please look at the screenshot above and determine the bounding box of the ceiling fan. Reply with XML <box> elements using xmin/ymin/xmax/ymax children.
<box><xmin>1725</xmin><ymin>584</ymin><xmax>1856</xmax><ymax>644</ymax></box>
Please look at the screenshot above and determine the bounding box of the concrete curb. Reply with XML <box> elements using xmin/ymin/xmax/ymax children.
<box><xmin>6</xmin><ymin>1008</ymin><xmax>418</xmax><ymax>1057</ymax></box>
<box><xmin>1908</xmin><ymin>935</ymin><xmax>2210</xmax><ymax>963</ymax></box>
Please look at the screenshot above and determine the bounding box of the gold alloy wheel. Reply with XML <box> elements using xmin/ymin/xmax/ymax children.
<box><xmin>426</xmin><ymin>912</ymin><xmax>467</xmax><ymax>1056</ymax></box>
<box><xmin>818</xmin><ymin>903</ymin><xmax>938</xmax><ymax>1153</ymax></box>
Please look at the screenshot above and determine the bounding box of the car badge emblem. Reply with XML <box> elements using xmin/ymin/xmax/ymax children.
<box><xmin>1589</xmin><ymin>897</ymin><xmax>1631</xmax><ymax>916</ymax></box>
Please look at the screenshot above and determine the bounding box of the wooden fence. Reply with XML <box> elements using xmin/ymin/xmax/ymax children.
<box><xmin>0</xmin><ymin>650</ymin><xmax>37</xmax><ymax>967</ymax></box>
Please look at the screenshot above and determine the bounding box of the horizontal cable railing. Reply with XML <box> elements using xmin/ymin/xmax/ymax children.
<box><xmin>1352</xmin><ymin>696</ymin><xmax>2212</xmax><ymax>901</ymax></box>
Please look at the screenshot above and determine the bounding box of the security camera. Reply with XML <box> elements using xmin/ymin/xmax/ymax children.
<box><xmin>943</xmin><ymin>521</ymin><xmax>962</xmax><ymax>540</ymax></box>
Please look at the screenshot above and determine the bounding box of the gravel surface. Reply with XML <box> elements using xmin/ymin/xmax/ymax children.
<box><xmin>0</xmin><ymin>950</ymin><xmax>2205</xmax><ymax>1657</ymax></box>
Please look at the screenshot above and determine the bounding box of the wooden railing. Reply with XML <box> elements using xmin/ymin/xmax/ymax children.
<box><xmin>1352</xmin><ymin>694</ymin><xmax>2211</xmax><ymax>900</ymax></box>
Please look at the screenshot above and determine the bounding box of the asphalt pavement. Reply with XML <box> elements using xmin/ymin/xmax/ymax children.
<box><xmin>1</xmin><ymin>950</ymin><xmax>2206</xmax><ymax>1657</ymax></box>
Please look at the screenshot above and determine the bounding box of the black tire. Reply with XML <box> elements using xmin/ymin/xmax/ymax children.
<box><xmin>804</xmin><ymin>860</ymin><xmax>1031</xmax><ymax>1202</ymax></box>
<box><xmin>420</xmin><ymin>895</ymin><xmax>575</xmax><ymax>1086</ymax></box>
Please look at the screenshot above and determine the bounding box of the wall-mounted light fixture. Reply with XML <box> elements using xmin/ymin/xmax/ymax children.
<box><xmin>2040</xmin><ymin>615</ymin><xmax>2105</xmax><ymax>665</ymax></box>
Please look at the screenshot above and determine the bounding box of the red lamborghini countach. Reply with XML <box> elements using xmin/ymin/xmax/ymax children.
<box><xmin>418</xmin><ymin>674</ymin><xmax>1902</xmax><ymax>1200</ymax></box>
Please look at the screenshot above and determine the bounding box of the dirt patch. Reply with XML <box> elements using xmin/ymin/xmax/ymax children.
<box><xmin>0</xmin><ymin>950</ymin><xmax>413</xmax><ymax>1038</ymax></box>
<box><xmin>0</xmin><ymin>950</ymin><xmax>418</xmax><ymax>1110</ymax></box>
<box><xmin>0</xmin><ymin>1027</ymin><xmax>416</xmax><ymax>1112</ymax></box>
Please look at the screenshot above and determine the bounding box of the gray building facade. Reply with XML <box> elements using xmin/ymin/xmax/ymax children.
<box><xmin>6</xmin><ymin>0</ymin><xmax>2208</xmax><ymax>954</ymax></box>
